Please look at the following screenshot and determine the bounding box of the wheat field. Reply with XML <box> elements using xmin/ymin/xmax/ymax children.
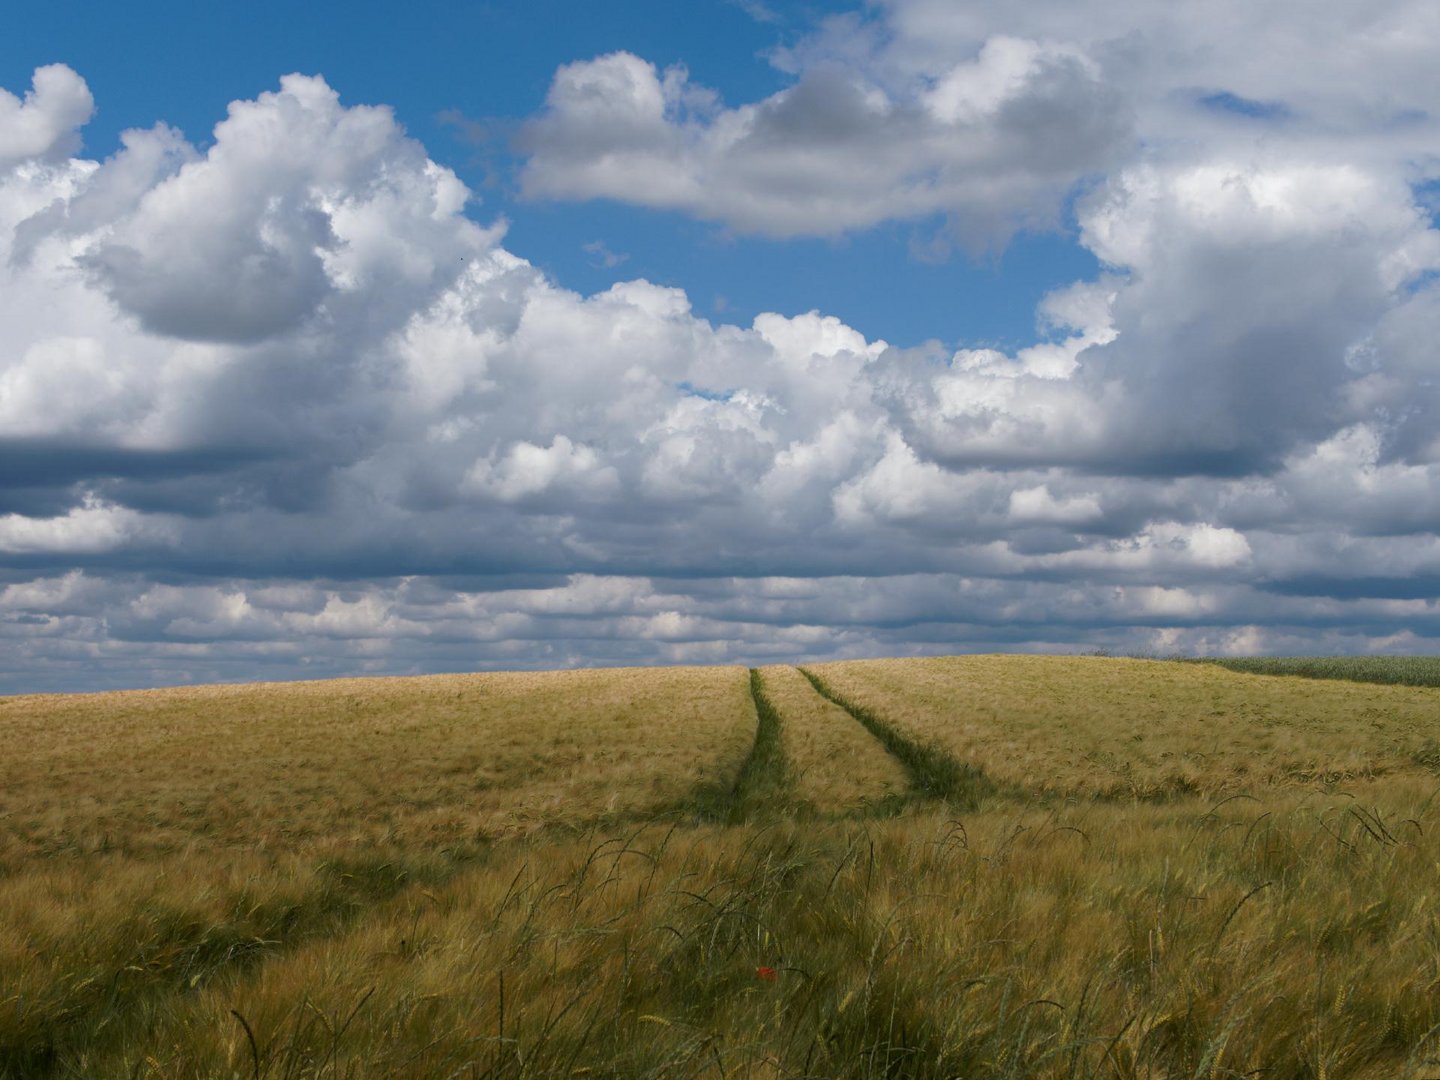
<box><xmin>3</xmin><ymin>656</ymin><xmax>1440</xmax><ymax>1077</ymax></box>
<box><xmin>805</xmin><ymin>655</ymin><xmax>1440</xmax><ymax>799</ymax></box>
<box><xmin>753</xmin><ymin>665</ymin><xmax>906</xmax><ymax>814</ymax></box>
<box><xmin>0</xmin><ymin>666</ymin><xmax>754</xmax><ymax>859</ymax></box>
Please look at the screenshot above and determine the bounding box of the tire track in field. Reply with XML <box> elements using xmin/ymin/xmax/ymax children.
<box><xmin>12</xmin><ymin>669</ymin><xmax>968</xmax><ymax>1074</ymax></box>
<box><xmin>754</xmin><ymin>666</ymin><xmax>907</xmax><ymax>815</ymax></box>
<box><xmin>696</xmin><ymin>668</ymin><xmax>795</xmax><ymax>823</ymax></box>
<box><xmin>796</xmin><ymin>667</ymin><xmax>994</xmax><ymax>810</ymax></box>
<box><xmin>83</xmin><ymin>667</ymin><xmax>942</xmax><ymax>1079</ymax></box>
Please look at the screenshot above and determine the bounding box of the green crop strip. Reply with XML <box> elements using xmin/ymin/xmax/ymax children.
<box><xmin>689</xmin><ymin>668</ymin><xmax>796</xmax><ymax>824</ymax></box>
<box><xmin>1192</xmin><ymin>656</ymin><xmax>1440</xmax><ymax>689</ymax></box>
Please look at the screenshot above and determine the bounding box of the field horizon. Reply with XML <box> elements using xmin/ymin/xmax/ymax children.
<box><xmin>4</xmin><ymin>654</ymin><xmax>1440</xmax><ymax>1077</ymax></box>
<box><xmin>9</xmin><ymin>651</ymin><xmax>1440</xmax><ymax>704</ymax></box>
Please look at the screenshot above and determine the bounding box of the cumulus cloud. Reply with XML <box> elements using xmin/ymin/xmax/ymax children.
<box><xmin>0</xmin><ymin>497</ymin><xmax>168</xmax><ymax>556</ymax></box>
<box><xmin>887</xmin><ymin>162</ymin><xmax>1440</xmax><ymax>476</ymax></box>
<box><xmin>2</xmin><ymin>25</ymin><xmax>1440</xmax><ymax>691</ymax></box>
<box><xmin>79</xmin><ymin>75</ymin><xmax>485</xmax><ymax>344</ymax></box>
<box><xmin>1008</xmin><ymin>486</ymin><xmax>1102</xmax><ymax>527</ymax></box>
<box><xmin>464</xmin><ymin>435</ymin><xmax>620</xmax><ymax>503</ymax></box>
<box><xmin>519</xmin><ymin>0</ymin><xmax>1440</xmax><ymax>254</ymax></box>
<box><xmin>520</xmin><ymin>43</ymin><xmax>1130</xmax><ymax>247</ymax></box>
<box><xmin>0</xmin><ymin>64</ymin><xmax>93</xmax><ymax>170</ymax></box>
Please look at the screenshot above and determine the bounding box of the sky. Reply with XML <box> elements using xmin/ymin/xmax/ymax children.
<box><xmin>2</xmin><ymin>0</ymin><xmax>1440</xmax><ymax>692</ymax></box>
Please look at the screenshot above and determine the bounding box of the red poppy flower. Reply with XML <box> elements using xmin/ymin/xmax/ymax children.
<box><xmin>756</xmin><ymin>966</ymin><xmax>778</xmax><ymax>982</ymax></box>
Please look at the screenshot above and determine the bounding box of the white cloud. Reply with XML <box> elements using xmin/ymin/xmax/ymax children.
<box><xmin>464</xmin><ymin>435</ymin><xmax>620</xmax><ymax>502</ymax></box>
<box><xmin>0</xmin><ymin>498</ymin><xmax>168</xmax><ymax>555</ymax></box>
<box><xmin>520</xmin><ymin>44</ymin><xmax>1129</xmax><ymax>247</ymax></box>
<box><xmin>0</xmin><ymin>64</ymin><xmax>93</xmax><ymax>170</ymax></box>
<box><xmin>887</xmin><ymin>159</ymin><xmax>1440</xmax><ymax>475</ymax></box>
<box><xmin>77</xmin><ymin>75</ymin><xmax>492</xmax><ymax>344</ymax></box>
<box><xmin>518</xmin><ymin>0</ymin><xmax>1440</xmax><ymax>264</ymax></box>
<box><xmin>1008</xmin><ymin>485</ymin><xmax>1102</xmax><ymax>526</ymax></box>
<box><xmin>2</xmin><ymin>45</ymin><xmax>1440</xmax><ymax>691</ymax></box>
<box><xmin>753</xmin><ymin>310</ymin><xmax>884</xmax><ymax>367</ymax></box>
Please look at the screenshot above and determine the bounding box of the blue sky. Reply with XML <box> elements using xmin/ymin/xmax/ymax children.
<box><xmin>1</xmin><ymin>0</ymin><xmax>1096</xmax><ymax>350</ymax></box>
<box><xmin>3</xmin><ymin>0</ymin><xmax>1440</xmax><ymax>691</ymax></box>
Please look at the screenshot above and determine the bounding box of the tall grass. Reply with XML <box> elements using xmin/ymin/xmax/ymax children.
<box><xmin>0</xmin><ymin>665</ymin><xmax>756</xmax><ymax>1076</ymax></box>
<box><xmin>1197</xmin><ymin>655</ymin><xmax>1440</xmax><ymax>688</ymax></box>
<box><xmin>56</xmin><ymin>784</ymin><xmax>1440</xmax><ymax>1078</ymax></box>
<box><xmin>0</xmin><ymin>847</ymin><xmax>470</xmax><ymax>1076</ymax></box>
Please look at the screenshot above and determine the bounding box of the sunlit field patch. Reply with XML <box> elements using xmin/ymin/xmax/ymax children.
<box><xmin>0</xmin><ymin>666</ymin><xmax>754</xmax><ymax>859</ymax></box>
<box><xmin>0</xmin><ymin>666</ymin><xmax>759</xmax><ymax>1075</ymax></box>
<box><xmin>808</xmin><ymin>655</ymin><xmax>1440</xmax><ymax>799</ymax></box>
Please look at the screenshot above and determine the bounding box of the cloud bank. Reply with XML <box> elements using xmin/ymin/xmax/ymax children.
<box><xmin>3</xmin><ymin>1</ymin><xmax>1440</xmax><ymax>691</ymax></box>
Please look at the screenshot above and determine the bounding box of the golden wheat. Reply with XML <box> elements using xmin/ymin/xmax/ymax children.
<box><xmin>756</xmin><ymin>665</ymin><xmax>906</xmax><ymax>813</ymax></box>
<box><xmin>0</xmin><ymin>665</ymin><xmax>753</xmax><ymax>859</ymax></box>
<box><xmin>808</xmin><ymin>655</ymin><xmax>1440</xmax><ymax>798</ymax></box>
<box><xmin>6</xmin><ymin>657</ymin><xmax>1440</xmax><ymax>1077</ymax></box>
<box><xmin>0</xmin><ymin>665</ymin><xmax>756</xmax><ymax>1077</ymax></box>
<box><xmin>78</xmin><ymin>779</ymin><xmax>1440</xmax><ymax>1078</ymax></box>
